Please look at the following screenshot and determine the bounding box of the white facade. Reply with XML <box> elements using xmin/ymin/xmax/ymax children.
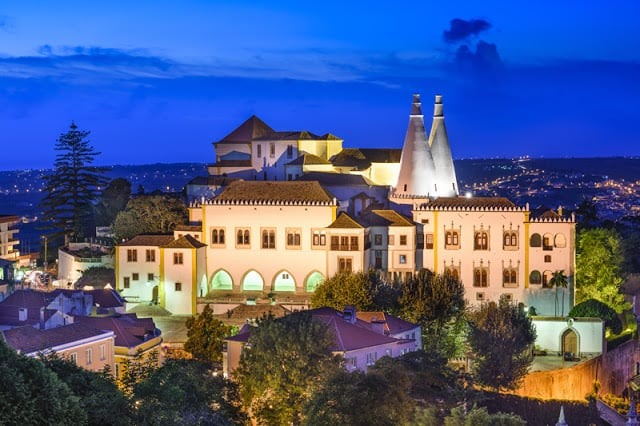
<box><xmin>0</xmin><ymin>215</ymin><xmax>19</xmax><ymax>261</ymax></box>
<box><xmin>533</xmin><ymin>317</ymin><xmax>605</xmax><ymax>356</ymax></box>
<box><xmin>57</xmin><ymin>242</ymin><xmax>114</xmax><ymax>285</ymax></box>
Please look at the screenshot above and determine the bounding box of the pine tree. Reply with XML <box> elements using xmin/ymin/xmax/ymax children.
<box><xmin>41</xmin><ymin>122</ymin><xmax>108</xmax><ymax>244</ymax></box>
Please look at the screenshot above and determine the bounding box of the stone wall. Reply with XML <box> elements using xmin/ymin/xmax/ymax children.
<box><xmin>512</xmin><ymin>339</ymin><xmax>640</xmax><ymax>401</ymax></box>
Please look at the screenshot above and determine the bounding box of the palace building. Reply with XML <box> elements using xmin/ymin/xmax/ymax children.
<box><xmin>117</xmin><ymin>94</ymin><xmax>575</xmax><ymax>317</ymax></box>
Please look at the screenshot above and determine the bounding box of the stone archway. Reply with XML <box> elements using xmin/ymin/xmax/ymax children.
<box><xmin>562</xmin><ymin>328</ymin><xmax>578</xmax><ymax>358</ymax></box>
<box><xmin>272</xmin><ymin>270</ymin><xmax>296</xmax><ymax>292</ymax></box>
<box><xmin>210</xmin><ymin>269</ymin><xmax>233</xmax><ymax>291</ymax></box>
<box><xmin>242</xmin><ymin>270</ymin><xmax>264</xmax><ymax>291</ymax></box>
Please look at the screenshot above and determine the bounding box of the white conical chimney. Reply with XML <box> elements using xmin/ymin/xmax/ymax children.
<box><xmin>394</xmin><ymin>94</ymin><xmax>437</xmax><ymax>198</ymax></box>
<box><xmin>429</xmin><ymin>95</ymin><xmax>459</xmax><ymax>197</ymax></box>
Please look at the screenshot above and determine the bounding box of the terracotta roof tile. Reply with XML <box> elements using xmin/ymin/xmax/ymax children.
<box><xmin>119</xmin><ymin>235</ymin><xmax>175</xmax><ymax>247</ymax></box>
<box><xmin>214</xmin><ymin>180</ymin><xmax>334</xmax><ymax>203</ymax></box>
<box><xmin>164</xmin><ymin>235</ymin><xmax>207</xmax><ymax>249</ymax></box>
<box><xmin>360</xmin><ymin>210</ymin><xmax>414</xmax><ymax>227</ymax></box>
<box><xmin>75</xmin><ymin>314</ymin><xmax>160</xmax><ymax>349</ymax></box>
<box><xmin>285</xmin><ymin>153</ymin><xmax>331</xmax><ymax>166</ymax></box>
<box><xmin>2</xmin><ymin>322</ymin><xmax>112</xmax><ymax>355</ymax></box>
<box><xmin>327</xmin><ymin>213</ymin><xmax>364</xmax><ymax>229</ymax></box>
<box><xmin>297</xmin><ymin>172</ymin><xmax>375</xmax><ymax>186</ymax></box>
<box><xmin>217</xmin><ymin>115</ymin><xmax>274</xmax><ymax>144</ymax></box>
<box><xmin>424</xmin><ymin>197</ymin><xmax>516</xmax><ymax>209</ymax></box>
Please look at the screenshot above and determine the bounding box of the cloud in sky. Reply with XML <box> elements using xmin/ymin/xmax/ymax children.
<box><xmin>443</xmin><ymin>18</ymin><xmax>492</xmax><ymax>43</ymax></box>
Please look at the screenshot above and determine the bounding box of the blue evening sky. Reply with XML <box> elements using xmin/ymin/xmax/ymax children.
<box><xmin>1</xmin><ymin>1</ymin><xmax>639</xmax><ymax>170</ymax></box>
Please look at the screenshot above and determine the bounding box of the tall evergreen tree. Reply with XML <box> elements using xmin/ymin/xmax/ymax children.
<box><xmin>41</xmin><ymin>122</ymin><xmax>107</xmax><ymax>244</ymax></box>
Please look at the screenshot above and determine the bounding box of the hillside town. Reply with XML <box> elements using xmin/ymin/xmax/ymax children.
<box><xmin>1</xmin><ymin>94</ymin><xmax>638</xmax><ymax>425</ymax></box>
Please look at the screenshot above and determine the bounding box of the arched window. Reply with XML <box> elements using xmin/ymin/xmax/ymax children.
<box><xmin>244</xmin><ymin>230</ymin><xmax>250</xmax><ymax>245</ymax></box>
<box><xmin>242</xmin><ymin>270</ymin><xmax>264</xmax><ymax>291</ymax></box>
<box><xmin>530</xmin><ymin>234</ymin><xmax>541</xmax><ymax>247</ymax></box>
<box><xmin>474</xmin><ymin>231</ymin><xmax>488</xmax><ymax>250</ymax></box>
<box><xmin>237</xmin><ymin>230</ymin><xmax>243</xmax><ymax>245</ymax></box>
<box><xmin>210</xmin><ymin>270</ymin><xmax>233</xmax><ymax>291</ymax></box>
<box><xmin>262</xmin><ymin>229</ymin><xmax>275</xmax><ymax>249</ymax></box>
<box><xmin>219</xmin><ymin>229</ymin><xmax>225</xmax><ymax>244</ymax></box>
<box><xmin>473</xmin><ymin>267</ymin><xmax>489</xmax><ymax>287</ymax></box>
<box><xmin>305</xmin><ymin>272</ymin><xmax>325</xmax><ymax>292</ymax></box>
<box><xmin>543</xmin><ymin>233</ymin><xmax>553</xmax><ymax>251</ymax></box>
<box><xmin>555</xmin><ymin>233</ymin><xmax>566</xmax><ymax>248</ymax></box>
<box><xmin>529</xmin><ymin>270</ymin><xmax>542</xmax><ymax>284</ymax></box>
<box><xmin>445</xmin><ymin>230</ymin><xmax>459</xmax><ymax>248</ymax></box>
<box><xmin>273</xmin><ymin>270</ymin><xmax>296</xmax><ymax>292</ymax></box>
<box><xmin>211</xmin><ymin>229</ymin><xmax>218</xmax><ymax>244</ymax></box>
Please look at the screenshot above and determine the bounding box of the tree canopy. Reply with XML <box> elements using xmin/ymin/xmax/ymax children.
<box><xmin>569</xmin><ymin>298</ymin><xmax>623</xmax><ymax>335</ymax></box>
<box><xmin>399</xmin><ymin>269</ymin><xmax>466</xmax><ymax>358</ymax></box>
<box><xmin>466</xmin><ymin>300</ymin><xmax>536</xmax><ymax>392</ymax></box>
<box><xmin>236</xmin><ymin>312</ymin><xmax>341</xmax><ymax>425</ymax></box>
<box><xmin>310</xmin><ymin>271</ymin><xmax>375</xmax><ymax>311</ymax></box>
<box><xmin>304</xmin><ymin>359</ymin><xmax>414</xmax><ymax>426</ymax></box>
<box><xmin>0</xmin><ymin>341</ymin><xmax>86</xmax><ymax>425</ymax></box>
<box><xmin>94</xmin><ymin>178</ymin><xmax>132</xmax><ymax>227</ymax></box>
<box><xmin>184</xmin><ymin>304</ymin><xmax>235</xmax><ymax>365</ymax></box>
<box><xmin>40</xmin><ymin>122</ymin><xmax>108</xmax><ymax>244</ymax></box>
<box><xmin>576</xmin><ymin>228</ymin><xmax>628</xmax><ymax>312</ymax></box>
<box><xmin>113</xmin><ymin>194</ymin><xmax>188</xmax><ymax>241</ymax></box>
<box><xmin>133</xmin><ymin>359</ymin><xmax>246</xmax><ymax>426</ymax></box>
<box><xmin>40</xmin><ymin>353</ymin><xmax>133</xmax><ymax>426</ymax></box>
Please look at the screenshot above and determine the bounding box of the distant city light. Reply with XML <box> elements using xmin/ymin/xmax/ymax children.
<box><xmin>465</xmin><ymin>192</ymin><xmax>472</xmax><ymax>198</ymax></box>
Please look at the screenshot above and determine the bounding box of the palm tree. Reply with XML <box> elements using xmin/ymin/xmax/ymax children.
<box><xmin>549</xmin><ymin>270</ymin><xmax>569</xmax><ymax>317</ymax></box>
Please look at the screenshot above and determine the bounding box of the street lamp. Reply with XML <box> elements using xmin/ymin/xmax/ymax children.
<box><xmin>41</xmin><ymin>235</ymin><xmax>48</xmax><ymax>272</ymax></box>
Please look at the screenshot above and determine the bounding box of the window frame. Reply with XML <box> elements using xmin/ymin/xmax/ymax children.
<box><xmin>261</xmin><ymin>228</ymin><xmax>276</xmax><ymax>249</ymax></box>
<box><xmin>173</xmin><ymin>252</ymin><xmax>184</xmax><ymax>265</ymax></box>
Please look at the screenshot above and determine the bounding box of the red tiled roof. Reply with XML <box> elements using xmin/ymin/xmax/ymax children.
<box><xmin>164</xmin><ymin>235</ymin><xmax>206</xmax><ymax>249</ymax></box>
<box><xmin>214</xmin><ymin>180</ymin><xmax>335</xmax><ymax>203</ymax></box>
<box><xmin>327</xmin><ymin>213</ymin><xmax>363</xmax><ymax>229</ymax></box>
<box><xmin>74</xmin><ymin>314</ymin><xmax>160</xmax><ymax>349</ymax></box>
<box><xmin>424</xmin><ymin>197</ymin><xmax>516</xmax><ymax>209</ymax></box>
<box><xmin>217</xmin><ymin>115</ymin><xmax>274</xmax><ymax>144</ymax></box>
<box><xmin>285</xmin><ymin>153</ymin><xmax>331</xmax><ymax>166</ymax></box>
<box><xmin>360</xmin><ymin>210</ymin><xmax>414</xmax><ymax>227</ymax></box>
<box><xmin>119</xmin><ymin>235</ymin><xmax>175</xmax><ymax>247</ymax></box>
<box><xmin>0</xmin><ymin>290</ymin><xmax>53</xmax><ymax>326</ymax></box>
<box><xmin>2</xmin><ymin>322</ymin><xmax>112</xmax><ymax>355</ymax></box>
<box><xmin>225</xmin><ymin>307</ymin><xmax>418</xmax><ymax>352</ymax></box>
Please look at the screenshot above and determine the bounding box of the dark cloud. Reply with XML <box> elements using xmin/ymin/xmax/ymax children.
<box><xmin>443</xmin><ymin>18</ymin><xmax>491</xmax><ymax>43</ymax></box>
<box><xmin>0</xmin><ymin>15</ymin><xmax>10</xmax><ymax>30</ymax></box>
<box><xmin>455</xmin><ymin>40</ymin><xmax>503</xmax><ymax>73</ymax></box>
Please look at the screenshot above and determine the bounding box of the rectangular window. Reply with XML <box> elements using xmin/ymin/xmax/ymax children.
<box><xmin>503</xmin><ymin>268</ymin><xmax>518</xmax><ymax>288</ymax></box>
<box><xmin>338</xmin><ymin>257</ymin><xmax>353</xmax><ymax>273</ymax></box>
<box><xmin>445</xmin><ymin>230</ymin><xmax>460</xmax><ymax>249</ymax></box>
<box><xmin>388</xmin><ymin>235</ymin><xmax>395</xmax><ymax>245</ymax></box>
<box><xmin>86</xmin><ymin>348</ymin><xmax>92</xmax><ymax>365</ymax></box>
<box><xmin>330</xmin><ymin>236</ymin><xmax>339</xmax><ymax>250</ymax></box>
<box><xmin>100</xmin><ymin>344</ymin><xmax>106</xmax><ymax>361</ymax></box>
<box><xmin>474</xmin><ymin>231</ymin><xmax>489</xmax><ymax>250</ymax></box>
<box><xmin>286</xmin><ymin>229</ymin><xmax>301</xmax><ymax>248</ymax></box>
<box><xmin>270</xmin><ymin>143</ymin><xmax>275</xmax><ymax>158</ymax></box>
<box><xmin>147</xmin><ymin>273</ymin><xmax>154</xmax><ymax>282</ymax></box>
<box><xmin>366</xmin><ymin>352</ymin><xmax>378</xmax><ymax>366</ymax></box>
<box><xmin>385</xmin><ymin>348</ymin><xmax>392</xmax><ymax>357</ymax></box>
<box><xmin>70</xmin><ymin>352</ymin><xmax>77</xmax><ymax>363</ymax></box>
<box><xmin>174</xmin><ymin>252</ymin><xmax>183</xmax><ymax>265</ymax></box>
<box><xmin>175</xmin><ymin>282</ymin><xmax>182</xmax><ymax>292</ymax></box>
<box><xmin>350</xmin><ymin>236</ymin><xmax>358</xmax><ymax>251</ymax></box>
<box><xmin>210</xmin><ymin>228</ymin><xmax>226</xmax><ymax>246</ymax></box>
<box><xmin>287</xmin><ymin>145</ymin><xmax>293</xmax><ymax>158</ymax></box>
<box><xmin>312</xmin><ymin>231</ymin><xmax>326</xmax><ymax>246</ymax></box>
<box><xmin>476</xmin><ymin>292</ymin><xmax>485</xmax><ymax>301</ymax></box>
<box><xmin>126</xmin><ymin>249</ymin><xmax>137</xmax><ymax>262</ymax></box>
<box><xmin>400</xmin><ymin>235</ymin><xmax>407</xmax><ymax>246</ymax></box>
<box><xmin>145</xmin><ymin>249</ymin><xmax>156</xmax><ymax>262</ymax></box>
<box><xmin>236</xmin><ymin>228</ymin><xmax>251</xmax><ymax>248</ymax></box>
<box><xmin>132</xmin><ymin>273</ymin><xmax>139</xmax><ymax>281</ymax></box>
<box><xmin>374</xmin><ymin>234</ymin><xmax>383</xmax><ymax>245</ymax></box>
<box><xmin>421</xmin><ymin>219</ymin><xmax>429</xmax><ymax>224</ymax></box>
<box><xmin>345</xmin><ymin>357</ymin><xmax>357</xmax><ymax>369</ymax></box>
<box><xmin>399</xmin><ymin>254</ymin><xmax>407</xmax><ymax>264</ymax></box>
<box><xmin>473</xmin><ymin>267</ymin><xmax>489</xmax><ymax>287</ymax></box>
<box><xmin>123</xmin><ymin>277</ymin><xmax>130</xmax><ymax>289</ymax></box>
<box><xmin>261</xmin><ymin>229</ymin><xmax>276</xmax><ymax>249</ymax></box>
<box><xmin>257</xmin><ymin>144</ymin><xmax>262</xmax><ymax>158</ymax></box>
<box><xmin>425</xmin><ymin>233</ymin><xmax>434</xmax><ymax>249</ymax></box>
<box><xmin>544</xmin><ymin>255</ymin><xmax>552</xmax><ymax>263</ymax></box>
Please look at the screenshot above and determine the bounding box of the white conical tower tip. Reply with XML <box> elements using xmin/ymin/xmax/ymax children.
<box><xmin>411</xmin><ymin>93</ymin><xmax>423</xmax><ymax>116</ymax></box>
<box><xmin>434</xmin><ymin>95</ymin><xmax>444</xmax><ymax>117</ymax></box>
